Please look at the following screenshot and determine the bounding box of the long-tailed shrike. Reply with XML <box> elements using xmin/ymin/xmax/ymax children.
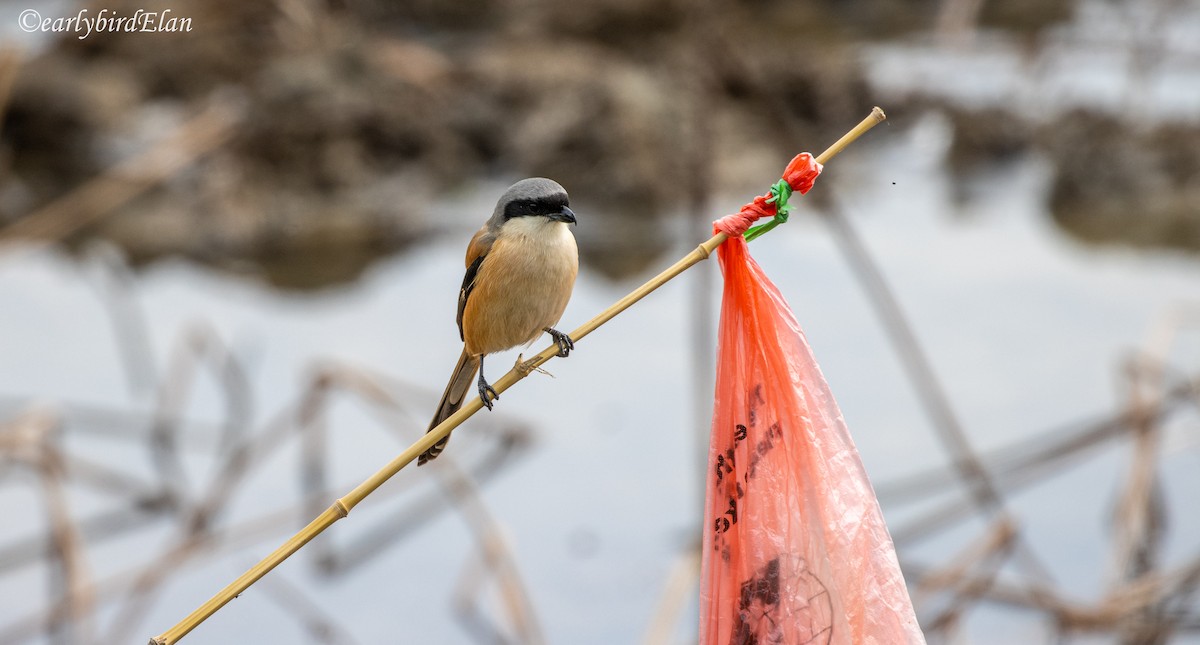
<box><xmin>418</xmin><ymin>178</ymin><xmax>579</xmax><ymax>465</ymax></box>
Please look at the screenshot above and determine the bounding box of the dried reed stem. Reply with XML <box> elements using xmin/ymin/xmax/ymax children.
<box><xmin>0</xmin><ymin>102</ymin><xmax>238</xmax><ymax>250</ymax></box>
<box><xmin>293</xmin><ymin>363</ymin><xmax>543</xmax><ymax>638</ymax></box>
<box><xmin>0</xmin><ymin>47</ymin><xmax>20</xmax><ymax>136</ymax></box>
<box><xmin>0</xmin><ymin>369</ymin><xmax>525</xmax><ymax>643</ymax></box>
<box><xmin>641</xmin><ymin>540</ymin><xmax>702</xmax><ymax>645</ymax></box>
<box><xmin>823</xmin><ymin>196</ymin><xmax>1054</xmax><ymax>583</ymax></box>
<box><xmin>444</xmin><ymin>461</ymin><xmax>545</xmax><ymax>644</ymax></box>
<box><xmin>915</xmin><ymin>518</ymin><xmax>1016</xmax><ymax>632</ymax></box>
<box><xmin>256</xmin><ymin>572</ymin><xmax>361</xmax><ymax>645</ymax></box>
<box><xmin>85</xmin><ymin>243</ymin><xmax>160</xmax><ymax>397</ymax></box>
<box><xmin>148</xmin><ymin>107</ymin><xmax>887</xmax><ymax>645</ymax></box>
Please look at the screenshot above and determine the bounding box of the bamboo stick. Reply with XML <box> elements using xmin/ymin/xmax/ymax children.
<box><xmin>148</xmin><ymin>106</ymin><xmax>886</xmax><ymax>645</ymax></box>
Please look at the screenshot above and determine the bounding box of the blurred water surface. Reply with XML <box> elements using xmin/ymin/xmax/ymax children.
<box><xmin>1</xmin><ymin>123</ymin><xmax>1198</xmax><ymax>642</ymax></box>
<box><xmin>2</xmin><ymin>0</ymin><xmax>1200</xmax><ymax>641</ymax></box>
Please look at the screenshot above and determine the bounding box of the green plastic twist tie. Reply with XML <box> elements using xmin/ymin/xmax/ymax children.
<box><xmin>743</xmin><ymin>179</ymin><xmax>793</xmax><ymax>242</ymax></box>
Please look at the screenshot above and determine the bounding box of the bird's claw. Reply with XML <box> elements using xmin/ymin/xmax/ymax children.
<box><xmin>478</xmin><ymin>376</ymin><xmax>499</xmax><ymax>410</ymax></box>
<box><xmin>544</xmin><ymin>327</ymin><xmax>574</xmax><ymax>358</ymax></box>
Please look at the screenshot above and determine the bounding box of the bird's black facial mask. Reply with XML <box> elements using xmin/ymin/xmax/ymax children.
<box><xmin>504</xmin><ymin>194</ymin><xmax>575</xmax><ymax>224</ymax></box>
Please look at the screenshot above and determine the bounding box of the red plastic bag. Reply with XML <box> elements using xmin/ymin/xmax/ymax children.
<box><xmin>700</xmin><ymin>236</ymin><xmax>924</xmax><ymax>645</ymax></box>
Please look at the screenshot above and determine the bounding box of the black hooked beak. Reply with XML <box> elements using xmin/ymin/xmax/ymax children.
<box><xmin>550</xmin><ymin>205</ymin><xmax>577</xmax><ymax>225</ymax></box>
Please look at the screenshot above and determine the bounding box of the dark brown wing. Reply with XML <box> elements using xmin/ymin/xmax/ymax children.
<box><xmin>457</xmin><ymin>226</ymin><xmax>493</xmax><ymax>341</ymax></box>
<box><xmin>457</xmin><ymin>253</ymin><xmax>485</xmax><ymax>341</ymax></box>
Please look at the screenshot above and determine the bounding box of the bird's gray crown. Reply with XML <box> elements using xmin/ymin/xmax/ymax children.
<box><xmin>493</xmin><ymin>178</ymin><xmax>570</xmax><ymax>222</ymax></box>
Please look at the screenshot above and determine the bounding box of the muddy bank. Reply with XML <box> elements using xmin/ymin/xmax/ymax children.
<box><xmin>3</xmin><ymin>0</ymin><xmax>1190</xmax><ymax>289</ymax></box>
<box><xmin>939</xmin><ymin>104</ymin><xmax>1200</xmax><ymax>254</ymax></box>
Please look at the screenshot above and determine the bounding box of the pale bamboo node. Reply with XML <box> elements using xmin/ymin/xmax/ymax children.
<box><xmin>148</xmin><ymin>106</ymin><xmax>887</xmax><ymax>645</ymax></box>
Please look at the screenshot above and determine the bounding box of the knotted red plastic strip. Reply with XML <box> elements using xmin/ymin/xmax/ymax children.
<box><xmin>712</xmin><ymin>152</ymin><xmax>823</xmax><ymax>238</ymax></box>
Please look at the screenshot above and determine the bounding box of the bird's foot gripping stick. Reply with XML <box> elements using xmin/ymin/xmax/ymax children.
<box><xmin>477</xmin><ymin>356</ymin><xmax>500</xmax><ymax>410</ymax></box>
<box><xmin>475</xmin><ymin>376</ymin><xmax>499</xmax><ymax>407</ymax></box>
<box><xmin>543</xmin><ymin>327</ymin><xmax>574</xmax><ymax>358</ymax></box>
<box><xmin>477</xmin><ymin>375</ymin><xmax>499</xmax><ymax>410</ymax></box>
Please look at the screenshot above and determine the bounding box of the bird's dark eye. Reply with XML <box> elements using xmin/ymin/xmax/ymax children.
<box><xmin>526</xmin><ymin>201</ymin><xmax>539</xmax><ymax>214</ymax></box>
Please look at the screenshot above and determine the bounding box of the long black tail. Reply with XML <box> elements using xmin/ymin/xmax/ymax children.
<box><xmin>418</xmin><ymin>350</ymin><xmax>479</xmax><ymax>465</ymax></box>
